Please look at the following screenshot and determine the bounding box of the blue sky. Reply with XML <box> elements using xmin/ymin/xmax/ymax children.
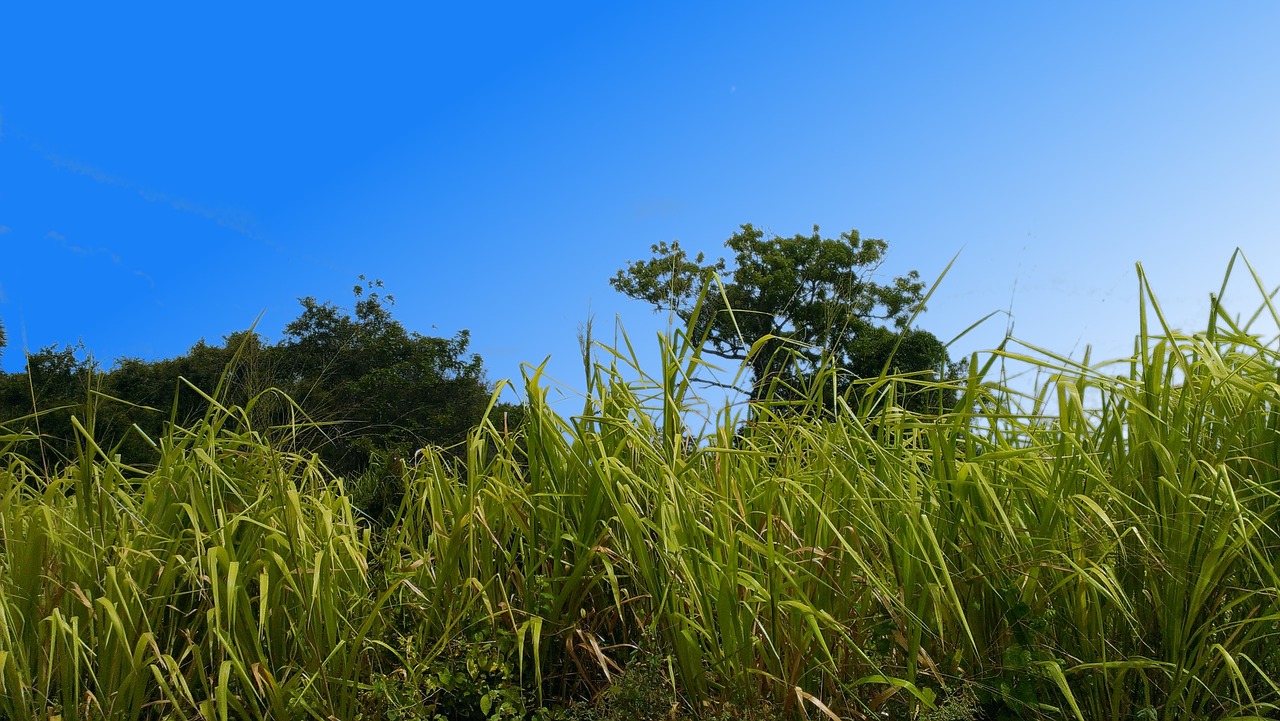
<box><xmin>3</xmin><ymin>4</ymin><xmax>1279</xmax><ymax>406</ymax></box>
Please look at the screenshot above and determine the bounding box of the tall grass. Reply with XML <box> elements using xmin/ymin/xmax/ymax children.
<box><xmin>2</xmin><ymin>259</ymin><xmax>1280</xmax><ymax>719</ymax></box>
<box><xmin>0</xmin><ymin>392</ymin><xmax>377</xmax><ymax>720</ymax></box>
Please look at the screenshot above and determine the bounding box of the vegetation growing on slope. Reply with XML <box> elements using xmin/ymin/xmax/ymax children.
<box><xmin>0</xmin><ymin>278</ymin><xmax>503</xmax><ymax>482</ymax></box>
<box><xmin>1</xmin><ymin>260</ymin><xmax>1279</xmax><ymax>720</ymax></box>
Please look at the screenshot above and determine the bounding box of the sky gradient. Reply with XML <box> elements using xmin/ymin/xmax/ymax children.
<box><xmin>3</xmin><ymin>4</ymin><xmax>1279</xmax><ymax>408</ymax></box>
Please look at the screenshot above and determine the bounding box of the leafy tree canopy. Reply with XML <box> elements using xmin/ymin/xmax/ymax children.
<box><xmin>611</xmin><ymin>224</ymin><xmax>956</xmax><ymax>409</ymax></box>
<box><xmin>277</xmin><ymin>277</ymin><xmax>493</xmax><ymax>478</ymax></box>
<box><xmin>0</xmin><ymin>278</ymin><xmax>501</xmax><ymax>481</ymax></box>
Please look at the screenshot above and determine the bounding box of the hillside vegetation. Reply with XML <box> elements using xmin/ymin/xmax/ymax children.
<box><xmin>2</xmin><ymin>264</ymin><xmax>1280</xmax><ymax>720</ymax></box>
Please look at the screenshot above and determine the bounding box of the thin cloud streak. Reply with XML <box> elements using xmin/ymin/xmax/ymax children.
<box><xmin>10</xmin><ymin>124</ymin><xmax>346</xmax><ymax>278</ymax></box>
<box><xmin>46</xmin><ymin>230</ymin><xmax>138</xmax><ymax>277</ymax></box>
<box><xmin>45</xmin><ymin>153</ymin><xmax>268</xmax><ymax>242</ymax></box>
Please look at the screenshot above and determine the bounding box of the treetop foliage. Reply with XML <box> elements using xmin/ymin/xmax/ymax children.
<box><xmin>611</xmin><ymin>223</ymin><xmax>955</xmax><ymax>408</ymax></box>
<box><xmin>0</xmin><ymin>278</ymin><xmax>498</xmax><ymax>479</ymax></box>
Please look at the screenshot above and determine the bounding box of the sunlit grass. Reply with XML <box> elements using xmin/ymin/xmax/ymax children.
<box><xmin>2</xmin><ymin>257</ymin><xmax>1280</xmax><ymax>719</ymax></box>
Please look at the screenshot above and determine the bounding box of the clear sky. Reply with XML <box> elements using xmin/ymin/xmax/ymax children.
<box><xmin>3</xmin><ymin>4</ymin><xmax>1279</xmax><ymax>406</ymax></box>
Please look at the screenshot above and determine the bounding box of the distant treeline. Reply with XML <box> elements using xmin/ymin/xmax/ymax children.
<box><xmin>1</xmin><ymin>223</ymin><xmax>965</xmax><ymax>487</ymax></box>
<box><xmin>0</xmin><ymin>278</ymin><xmax>517</xmax><ymax>484</ymax></box>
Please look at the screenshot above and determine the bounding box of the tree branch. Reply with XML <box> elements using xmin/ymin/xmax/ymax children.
<box><xmin>689</xmin><ymin>376</ymin><xmax>750</xmax><ymax>395</ymax></box>
<box><xmin>700</xmin><ymin>347</ymin><xmax>748</xmax><ymax>361</ymax></box>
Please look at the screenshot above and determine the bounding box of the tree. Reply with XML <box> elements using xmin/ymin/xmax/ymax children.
<box><xmin>611</xmin><ymin>224</ymin><xmax>956</xmax><ymax>411</ymax></box>
<box><xmin>0</xmin><ymin>343</ymin><xmax>98</xmax><ymax>469</ymax></box>
<box><xmin>275</xmin><ymin>277</ymin><xmax>492</xmax><ymax>478</ymax></box>
<box><xmin>1</xmin><ymin>279</ymin><xmax>500</xmax><ymax>482</ymax></box>
<box><xmin>97</xmin><ymin>330</ymin><xmax>277</xmax><ymax>463</ymax></box>
<box><xmin>0</xmin><ymin>316</ymin><xmax>6</xmax><ymax>367</ymax></box>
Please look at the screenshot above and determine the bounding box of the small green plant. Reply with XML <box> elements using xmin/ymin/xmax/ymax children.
<box><xmin>362</xmin><ymin>632</ymin><xmax>536</xmax><ymax>721</ymax></box>
<box><xmin>594</xmin><ymin>646</ymin><xmax>677</xmax><ymax>721</ymax></box>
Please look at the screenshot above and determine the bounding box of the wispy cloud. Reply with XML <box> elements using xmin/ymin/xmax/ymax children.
<box><xmin>44</xmin><ymin>153</ymin><xmax>269</xmax><ymax>242</ymax></box>
<box><xmin>47</xmin><ymin>230</ymin><xmax>125</xmax><ymax>267</ymax></box>
<box><xmin>46</xmin><ymin>156</ymin><xmax>131</xmax><ymax>190</ymax></box>
<box><xmin>18</xmin><ymin>137</ymin><xmax>344</xmax><ymax>275</ymax></box>
<box><xmin>0</xmin><ymin>226</ymin><xmax>10</xmax><ymax>234</ymax></box>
